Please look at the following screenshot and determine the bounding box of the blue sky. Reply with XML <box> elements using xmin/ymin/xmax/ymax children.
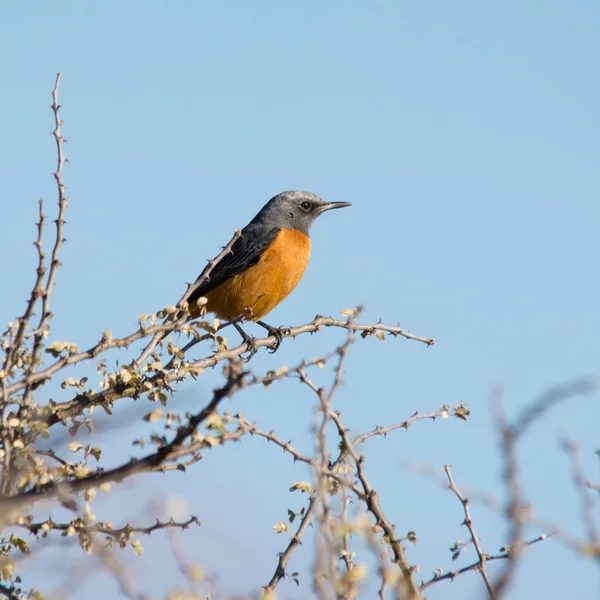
<box><xmin>1</xmin><ymin>1</ymin><xmax>599</xmax><ymax>598</ymax></box>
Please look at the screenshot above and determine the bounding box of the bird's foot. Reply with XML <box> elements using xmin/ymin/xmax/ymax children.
<box><xmin>257</xmin><ymin>321</ymin><xmax>290</xmax><ymax>353</ymax></box>
<box><xmin>234</xmin><ymin>323</ymin><xmax>259</xmax><ymax>362</ymax></box>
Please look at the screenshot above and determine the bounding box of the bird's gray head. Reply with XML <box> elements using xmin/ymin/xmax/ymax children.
<box><xmin>250</xmin><ymin>190</ymin><xmax>351</xmax><ymax>234</ymax></box>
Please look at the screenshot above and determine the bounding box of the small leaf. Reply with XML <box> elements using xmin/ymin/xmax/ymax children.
<box><xmin>0</xmin><ymin>558</ymin><xmax>15</xmax><ymax>581</ymax></box>
<box><xmin>75</xmin><ymin>466</ymin><xmax>91</xmax><ymax>479</ymax></box>
<box><xmin>375</xmin><ymin>331</ymin><xmax>385</xmax><ymax>341</ymax></box>
<box><xmin>455</xmin><ymin>406</ymin><xmax>471</xmax><ymax>421</ymax></box>
<box><xmin>13</xmin><ymin>537</ymin><xmax>30</xmax><ymax>554</ymax></box>
<box><xmin>45</xmin><ymin>340</ymin><xmax>64</xmax><ymax>357</ymax></box>
<box><xmin>289</xmin><ymin>481</ymin><xmax>313</xmax><ymax>494</ymax></box>
<box><xmin>68</xmin><ymin>441</ymin><xmax>83</xmax><ymax>452</ymax></box>
<box><xmin>89</xmin><ymin>446</ymin><xmax>102</xmax><ymax>462</ymax></box>
<box><xmin>131</xmin><ymin>540</ymin><xmax>144</xmax><ymax>556</ymax></box>
<box><xmin>407</xmin><ymin>531</ymin><xmax>417</xmax><ymax>544</ymax></box>
<box><xmin>273</xmin><ymin>522</ymin><xmax>288</xmax><ymax>533</ymax></box>
<box><xmin>263</xmin><ymin>371</ymin><xmax>276</xmax><ymax>388</ymax></box>
<box><xmin>119</xmin><ymin>368</ymin><xmax>132</xmax><ymax>384</ymax></box>
<box><xmin>143</xmin><ymin>409</ymin><xmax>163</xmax><ymax>423</ymax></box>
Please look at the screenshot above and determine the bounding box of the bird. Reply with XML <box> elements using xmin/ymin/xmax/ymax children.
<box><xmin>184</xmin><ymin>190</ymin><xmax>351</xmax><ymax>355</ymax></box>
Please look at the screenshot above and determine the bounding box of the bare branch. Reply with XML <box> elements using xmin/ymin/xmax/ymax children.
<box><xmin>490</xmin><ymin>390</ymin><xmax>524</xmax><ymax>598</ymax></box>
<box><xmin>264</xmin><ymin>498</ymin><xmax>316</xmax><ymax>594</ymax></box>
<box><xmin>327</xmin><ymin>409</ymin><xmax>421</xmax><ymax>599</ymax></box>
<box><xmin>419</xmin><ymin>535</ymin><xmax>547</xmax><ymax>591</ymax></box>
<box><xmin>24</xmin><ymin>73</ymin><xmax>70</xmax><ymax>404</ymax></box>
<box><xmin>354</xmin><ymin>403</ymin><xmax>468</xmax><ymax>447</ymax></box>
<box><xmin>512</xmin><ymin>379</ymin><xmax>596</xmax><ymax>440</ymax></box>
<box><xmin>562</xmin><ymin>440</ymin><xmax>598</xmax><ymax>547</ymax></box>
<box><xmin>444</xmin><ymin>465</ymin><xmax>495</xmax><ymax>598</ymax></box>
<box><xmin>11</xmin><ymin>516</ymin><xmax>200</xmax><ymax>540</ymax></box>
<box><xmin>95</xmin><ymin>542</ymin><xmax>149</xmax><ymax>600</ymax></box>
<box><xmin>1</xmin><ymin>200</ymin><xmax>47</xmax><ymax>379</ymax></box>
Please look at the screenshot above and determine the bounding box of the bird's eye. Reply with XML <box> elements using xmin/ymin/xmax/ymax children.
<box><xmin>300</xmin><ymin>200</ymin><xmax>312</xmax><ymax>212</ymax></box>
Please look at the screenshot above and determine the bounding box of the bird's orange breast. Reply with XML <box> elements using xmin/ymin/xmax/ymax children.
<box><xmin>204</xmin><ymin>228</ymin><xmax>311</xmax><ymax>321</ymax></box>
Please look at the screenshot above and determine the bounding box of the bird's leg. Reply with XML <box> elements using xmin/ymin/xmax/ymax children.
<box><xmin>234</xmin><ymin>322</ymin><xmax>259</xmax><ymax>361</ymax></box>
<box><xmin>257</xmin><ymin>320</ymin><xmax>289</xmax><ymax>353</ymax></box>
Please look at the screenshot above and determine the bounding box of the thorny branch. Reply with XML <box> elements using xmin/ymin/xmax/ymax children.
<box><xmin>0</xmin><ymin>360</ymin><xmax>246</xmax><ymax>516</ymax></box>
<box><xmin>2</xmin><ymin>72</ymin><xmax>596</xmax><ymax>600</ymax></box>
<box><xmin>10</xmin><ymin>516</ymin><xmax>200</xmax><ymax>541</ymax></box>
<box><xmin>444</xmin><ymin>464</ymin><xmax>495</xmax><ymax>598</ymax></box>
<box><xmin>5</xmin><ymin>313</ymin><xmax>434</xmax><ymax>400</ymax></box>
<box><xmin>1</xmin><ymin>74</ymin><xmax>69</xmax><ymax>497</ymax></box>
<box><xmin>419</xmin><ymin>535</ymin><xmax>547</xmax><ymax>591</ymax></box>
<box><xmin>25</xmin><ymin>72</ymin><xmax>69</xmax><ymax>404</ymax></box>
<box><xmin>234</xmin><ymin>372</ymin><xmax>468</xmax><ymax>597</ymax></box>
<box><xmin>264</xmin><ymin>498</ymin><xmax>317</xmax><ymax>594</ymax></box>
<box><xmin>562</xmin><ymin>440</ymin><xmax>599</xmax><ymax>548</ymax></box>
<box><xmin>133</xmin><ymin>228</ymin><xmax>243</xmax><ymax>369</ymax></box>
<box><xmin>291</xmin><ymin>333</ymin><xmax>423</xmax><ymax>599</ymax></box>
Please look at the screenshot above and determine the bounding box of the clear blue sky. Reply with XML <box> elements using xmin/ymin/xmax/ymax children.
<box><xmin>1</xmin><ymin>1</ymin><xmax>599</xmax><ymax>598</ymax></box>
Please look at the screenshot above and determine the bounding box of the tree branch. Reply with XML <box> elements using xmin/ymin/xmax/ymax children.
<box><xmin>444</xmin><ymin>464</ymin><xmax>495</xmax><ymax>598</ymax></box>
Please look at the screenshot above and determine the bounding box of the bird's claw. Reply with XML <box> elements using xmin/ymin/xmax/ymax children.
<box><xmin>240</xmin><ymin>331</ymin><xmax>259</xmax><ymax>361</ymax></box>
<box><xmin>234</xmin><ymin>322</ymin><xmax>260</xmax><ymax>361</ymax></box>
<box><xmin>258</xmin><ymin>321</ymin><xmax>289</xmax><ymax>353</ymax></box>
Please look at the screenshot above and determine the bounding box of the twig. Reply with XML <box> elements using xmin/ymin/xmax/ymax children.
<box><xmin>327</xmin><ymin>409</ymin><xmax>421</xmax><ymax>599</ymax></box>
<box><xmin>419</xmin><ymin>535</ymin><xmax>547</xmax><ymax>591</ymax></box>
<box><xmin>233</xmin><ymin>414</ymin><xmax>312</xmax><ymax>466</ymax></box>
<box><xmin>490</xmin><ymin>390</ymin><xmax>523</xmax><ymax>598</ymax></box>
<box><xmin>353</xmin><ymin>403</ymin><xmax>466</xmax><ymax>447</ymax></box>
<box><xmin>1</xmin><ymin>201</ymin><xmax>47</xmax><ymax>379</ymax></box>
<box><xmin>444</xmin><ymin>465</ymin><xmax>495</xmax><ymax>598</ymax></box>
<box><xmin>0</xmin><ymin>361</ymin><xmax>245</xmax><ymax>514</ymax></box>
<box><xmin>296</xmin><ymin>349</ymin><xmax>421</xmax><ymax>599</ymax></box>
<box><xmin>96</xmin><ymin>541</ymin><xmax>149</xmax><ymax>600</ymax></box>
<box><xmin>512</xmin><ymin>379</ymin><xmax>596</xmax><ymax>439</ymax></box>
<box><xmin>264</xmin><ymin>498</ymin><xmax>316</xmax><ymax>594</ymax></box>
<box><xmin>6</xmin><ymin>313</ymin><xmax>434</xmax><ymax>401</ymax></box>
<box><xmin>562</xmin><ymin>440</ymin><xmax>598</xmax><ymax>546</ymax></box>
<box><xmin>10</xmin><ymin>315</ymin><xmax>433</xmax><ymax>445</ymax></box>
<box><xmin>24</xmin><ymin>73</ymin><xmax>70</xmax><ymax>406</ymax></box>
<box><xmin>134</xmin><ymin>229</ymin><xmax>242</xmax><ymax>368</ymax></box>
<box><xmin>12</xmin><ymin>516</ymin><xmax>200</xmax><ymax>540</ymax></box>
<box><xmin>313</xmin><ymin>386</ymin><xmax>339</xmax><ymax>597</ymax></box>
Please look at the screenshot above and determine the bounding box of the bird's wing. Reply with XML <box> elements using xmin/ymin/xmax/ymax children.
<box><xmin>187</xmin><ymin>224</ymin><xmax>280</xmax><ymax>303</ymax></box>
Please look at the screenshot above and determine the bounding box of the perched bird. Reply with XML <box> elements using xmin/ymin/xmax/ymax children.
<box><xmin>186</xmin><ymin>190</ymin><xmax>351</xmax><ymax>351</ymax></box>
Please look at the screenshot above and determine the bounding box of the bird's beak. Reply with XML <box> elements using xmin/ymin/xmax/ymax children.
<box><xmin>319</xmin><ymin>201</ymin><xmax>352</xmax><ymax>213</ymax></box>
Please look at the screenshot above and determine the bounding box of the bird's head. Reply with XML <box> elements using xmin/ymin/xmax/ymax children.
<box><xmin>251</xmin><ymin>190</ymin><xmax>351</xmax><ymax>234</ymax></box>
